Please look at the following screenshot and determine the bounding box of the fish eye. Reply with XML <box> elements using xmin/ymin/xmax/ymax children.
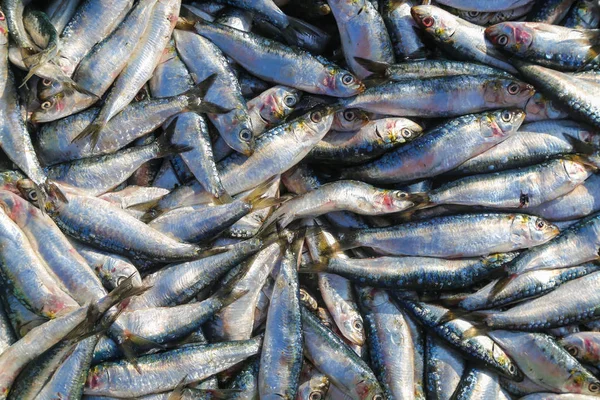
<box><xmin>467</xmin><ymin>11</ymin><xmax>480</xmax><ymax>18</ymax></box>
<box><xmin>422</xmin><ymin>16</ymin><xmax>435</xmax><ymax>27</ymax></box>
<box><xmin>341</xmin><ymin>74</ymin><xmax>355</xmax><ymax>85</ymax></box>
<box><xmin>353</xmin><ymin>319</ymin><xmax>363</xmax><ymax>330</ymax></box>
<box><xmin>566</xmin><ymin>345</ymin><xmax>579</xmax><ymax>357</ymax></box>
<box><xmin>497</xmin><ymin>35</ymin><xmax>509</xmax><ymax>46</ymax></box>
<box><xmin>300</xmin><ymin>291</ymin><xmax>307</xmax><ymax>301</ymax></box>
<box><xmin>501</xmin><ymin>110</ymin><xmax>512</xmax><ymax>122</ymax></box>
<box><xmin>238</xmin><ymin>129</ymin><xmax>252</xmax><ymax>142</ymax></box>
<box><xmin>507</xmin><ymin>83</ymin><xmax>520</xmax><ymax>95</ymax></box>
<box><xmin>536</xmin><ymin>219</ymin><xmax>546</xmax><ymax>229</ymax></box>
<box><xmin>372</xmin><ymin>395</ymin><xmax>383</xmax><ymax>400</ymax></box>
<box><xmin>309</xmin><ymin>391</ymin><xmax>323</xmax><ymax>400</ymax></box>
<box><xmin>590</xmin><ymin>382</ymin><xmax>600</xmax><ymax>393</ymax></box>
<box><xmin>283</xmin><ymin>95</ymin><xmax>297</xmax><ymax>107</ymax></box>
<box><xmin>508</xmin><ymin>364</ymin><xmax>517</xmax><ymax>374</ymax></box>
<box><xmin>28</xmin><ymin>190</ymin><xmax>38</xmax><ymax>201</ymax></box>
<box><xmin>395</xmin><ymin>191</ymin><xmax>407</xmax><ymax>199</ymax></box>
<box><xmin>116</xmin><ymin>276</ymin><xmax>127</xmax><ymax>286</ymax></box>
<box><xmin>310</xmin><ymin>111</ymin><xmax>323</xmax><ymax>123</ymax></box>
<box><xmin>41</xmin><ymin>101</ymin><xmax>52</xmax><ymax>110</ymax></box>
<box><xmin>42</xmin><ymin>78</ymin><xmax>52</xmax><ymax>87</ymax></box>
<box><xmin>343</xmin><ymin>110</ymin><xmax>356</xmax><ymax>121</ymax></box>
<box><xmin>135</xmin><ymin>92</ymin><xmax>146</xmax><ymax>101</ymax></box>
<box><xmin>401</xmin><ymin>128</ymin><xmax>412</xmax><ymax>138</ymax></box>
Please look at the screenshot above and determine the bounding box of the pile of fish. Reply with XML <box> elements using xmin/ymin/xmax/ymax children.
<box><xmin>0</xmin><ymin>0</ymin><xmax>599</xmax><ymax>398</ymax></box>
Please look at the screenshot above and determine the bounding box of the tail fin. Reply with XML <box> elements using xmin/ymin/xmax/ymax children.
<box><xmin>242</xmin><ymin>176</ymin><xmax>288</xmax><ymax>212</ymax></box>
<box><xmin>281</xmin><ymin>16</ymin><xmax>323</xmax><ymax>46</ymax></box>
<box><xmin>155</xmin><ymin>121</ymin><xmax>194</xmax><ymax>158</ymax></box>
<box><xmin>71</xmin><ymin>121</ymin><xmax>105</xmax><ymax>150</ymax></box>
<box><xmin>182</xmin><ymin>73</ymin><xmax>232</xmax><ymax>115</ymax></box>
<box><xmin>354</xmin><ymin>57</ymin><xmax>390</xmax><ymax>77</ymax></box>
<box><xmin>487</xmin><ymin>274</ymin><xmax>518</xmax><ymax>300</ymax></box>
<box><xmin>297</xmin><ymin>259</ymin><xmax>329</xmax><ymax>274</ymax></box>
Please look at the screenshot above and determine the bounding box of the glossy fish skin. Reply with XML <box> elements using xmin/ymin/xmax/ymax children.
<box><xmin>505</xmin><ymin>213</ymin><xmax>600</xmax><ymax>275</ymax></box>
<box><xmin>70</xmin><ymin>240</ymin><xmax>141</xmax><ymax>290</ymax></box>
<box><xmin>73</xmin><ymin>0</ymin><xmax>157</xmax><ymax>98</ymax></box>
<box><xmin>0</xmin><ymin>300</ymin><xmax>14</xmax><ymax>356</ymax></box>
<box><xmin>489</xmin><ymin>330</ymin><xmax>600</xmax><ymax>395</ymax></box>
<box><xmin>0</xmin><ymin>13</ymin><xmax>46</xmax><ymax>188</ymax></box>
<box><xmin>45</xmin><ymin>0</ymin><xmax>79</xmax><ymax>33</ymax></box>
<box><xmin>339</xmin><ymin>109</ymin><xmax>525</xmax><ymax>184</ymax></box>
<box><xmin>0</xmin><ymin>276</ymin><xmax>140</xmax><ymax>399</ymax></box>
<box><xmin>430</xmin><ymin>158</ymin><xmax>594</xmax><ymax>209</ymax></box>
<box><xmin>516</xmin><ymin>61</ymin><xmax>600</xmax><ymax>129</ymax></box>
<box><xmin>264</xmin><ymin>180</ymin><xmax>418</xmax><ymax>230</ymax></box>
<box><xmin>209</xmin><ymin>241</ymin><xmax>281</xmax><ymax>341</ymax></box>
<box><xmin>226</xmin><ymin>356</ymin><xmax>260</xmax><ymax>399</ymax></box>
<box><xmin>411</xmin><ymin>5</ymin><xmax>518</xmax><ymax>74</ymax></box>
<box><xmin>302</xmin><ymin>253</ymin><xmax>517</xmax><ymax>290</ymax></box>
<box><xmin>174</xmin><ymin>29</ymin><xmax>254</xmax><ymax>156</ymax></box>
<box><xmin>305</xmin><ymin>228</ymin><xmax>366</xmax><ymax>347</ymax></box>
<box><xmin>45</xmin><ymin>132</ymin><xmax>187</xmax><ymax>196</ymax></box>
<box><xmin>0</xmin><ymin>283</ymin><xmax>47</xmax><ymax>338</ymax></box>
<box><xmin>193</xmin><ymin>19</ymin><xmax>364</xmax><ymax>97</ymax></box>
<box><xmin>560</xmin><ymin>332</ymin><xmax>600</xmax><ymax>365</ymax></box>
<box><xmin>425</xmin><ymin>335</ymin><xmax>465</xmax><ymax>400</ymax></box>
<box><xmin>19</xmin><ymin>181</ymin><xmax>205</xmax><ymax>263</ymax></box>
<box><xmin>479</xmin><ymin>270</ymin><xmax>600</xmax><ymax>330</ymax></box>
<box><xmin>127</xmin><ymin>238</ymin><xmax>262</xmax><ymax>310</ymax></box>
<box><xmin>247</xmin><ymin>85</ymin><xmax>302</xmax><ymax>135</ymax></box>
<box><xmin>452</xmin><ymin>119</ymin><xmax>598</xmax><ymax>175</ymax></box>
<box><xmin>526</xmin><ymin>0</ymin><xmax>577</xmax><ymax>24</ymax></box>
<box><xmin>57</xmin><ymin>0</ymin><xmax>134</xmax><ymax>77</ymax></box>
<box><xmin>528</xmin><ymin>173</ymin><xmax>600</xmax><ymax>221</ymax></box>
<box><xmin>81</xmin><ymin>0</ymin><xmax>180</xmax><ymax>140</ymax></box>
<box><xmin>433</xmin><ymin>0</ymin><xmax>536</xmax><ymax>12</ymax></box>
<box><xmin>486</xmin><ymin>22</ymin><xmax>600</xmax><ymax>72</ymax></box>
<box><xmin>564</xmin><ymin>0</ymin><xmax>600</xmax><ymax>29</ymax></box>
<box><xmin>309</xmin><ymin>118</ymin><xmax>423</xmax><ymax>164</ymax></box>
<box><xmin>297</xmin><ymin>362</ymin><xmax>329</xmax><ymax>400</ymax></box>
<box><xmin>35</xmin><ymin>335</ymin><xmax>98</xmax><ymax>400</ymax></box>
<box><xmin>214</xmin><ymin>107</ymin><xmax>335</xmax><ymax>198</ymax></box>
<box><xmin>0</xmin><ymin>205</ymin><xmax>79</xmax><ymax>319</ymax></box>
<box><xmin>375</xmin><ymin>60</ymin><xmax>514</xmax><ymax>81</ymax></box>
<box><xmin>458</xmin><ymin>264</ymin><xmax>600</xmax><ymax>311</ymax></box>
<box><xmin>259</xmin><ymin>241</ymin><xmax>303</xmax><ymax>400</ymax></box>
<box><xmin>341</xmin><ymin>75</ymin><xmax>533</xmax><ymax>118</ymax></box>
<box><xmin>394</xmin><ymin>299</ymin><xmax>523</xmax><ymax>380</ymax></box>
<box><xmin>456</xmin><ymin>368</ymin><xmax>512</xmax><ymax>400</ymax></box>
<box><xmin>301</xmin><ymin>307</ymin><xmax>384</xmax><ymax>400</ymax></box>
<box><xmin>84</xmin><ymin>337</ymin><xmax>262</xmax><ymax>398</ymax></box>
<box><xmin>335</xmin><ymin>213</ymin><xmax>558</xmax><ymax>258</ymax></box>
<box><xmin>381</xmin><ymin>0</ymin><xmax>428</xmax><ymax>60</ymax></box>
<box><xmin>0</xmin><ymin>190</ymin><xmax>107</xmax><ymax>304</ymax></box>
<box><xmin>358</xmin><ymin>287</ymin><xmax>417</xmax><ymax>400</ymax></box>
<box><xmin>328</xmin><ymin>0</ymin><xmax>394</xmax><ymax>79</ymax></box>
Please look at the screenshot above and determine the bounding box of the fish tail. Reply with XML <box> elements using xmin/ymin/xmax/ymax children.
<box><xmin>297</xmin><ymin>259</ymin><xmax>329</xmax><ymax>274</ymax></box>
<box><xmin>182</xmin><ymin>73</ymin><xmax>231</xmax><ymax>115</ymax></box>
<box><xmin>281</xmin><ymin>16</ymin><xmax>322</xmax><ymax>46</ymax></box>
<box><xmin>71</xmin><ymin>121</ymin><xmax>105</xmax><ymax>151</ymax></box>
<box><xmin>155</xmin><ymin>121</ymin><xmax>194</xmax><ymax>158</ymax></box>
<box><xmin>353</xmin><ymin>57</ymin><xmax>390</xmax><ymax>77</ymax></box>
<box><xmin>488</xmin><ymin>274</ymin><xmax>518</xmax><ymax>300</ymax></box>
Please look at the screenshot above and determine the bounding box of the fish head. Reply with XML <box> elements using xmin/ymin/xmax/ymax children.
<box><xmin>85</xmin><ymin>366</ymin><xmax>110</xmax><ymax>394</ymax></box>
<box><xmin>0</xmin><ymin>8</ymin><xmax>8</xmax><ymax>46</ymax></box>
<box><xmin>559</xmin><ymin>334</ymin><xmax>588</xmax><ymax>360</ymax></box>
<box><xmin>355</xmin><ymin>381</ymin><xmax>384</xmax><ymax>400</ymax></box>
<box><xmin>411</xmin><ymin>5</ymin><xmax>457</xmax><ymax>42</ymax></box>
<box><xmin>512</xmin><ymin>215</ymin><xmax>559</xmax><ymax>247</ymax></box>
<box><xmin>31</xmin><ymin>91</ymin><xmax>85</xmax><ymax>123</ymax></box>
<box><xmin>575</xmin><ymin>125</ymin><xmax>600</xmax><ymax>148</ymax></box>
<box><xmin>485</xmin><ymin>22</ymin><xmax>533</xmax><ymax>55</ymax></box>
<box><xmin>299</xmin><ymin>106</ymin><xmax>336</xmax><ymax>139</ymax></box>
<box><xmin>372</xmin><ymin>190</ymin><xmax>416</xmax><ymax>213</ymax></box>
<box><xmin>481</xmin><ymin>109</ymin><xmax>525</xmax><ymax>140</ymax></box>
<box><xmin>332</xmin><ymin>109</ymin><xmax>370</xmax><ymax>131</ymax></box>
<box><xmin>382</xmin><ymin>118</ymin><xmax>424</xmax><ymax>145</ymax></box>
<box><xmin>338</xmin><ymin>309</ymin><xmax>365</xmax><ymax>346</ymax></box>
<box><xmin>255</xmin><ymin>86</ymin><xmax>302</xmax><ymax>124</ymax></box>
<box><xmin>563</xmin><ymin>157</ymin><xmax>594</xmax><ymax>183</ymax></box>
<box><xmin>484</xmin><ymin>79</ymin><xmax>535</xmax><ymax>108</ymax></box>
<box><xmin>37</xmin><ymin>77</ymin><xmax>66</xmax><ymax>101</ymax></box>
<box><xmin>525</xmin><ymin>92</ymin><xmax>566</xmax><ymax>120</ymax></box>
<box><xmin>326</xmin><ymin>66</ymin><xmax>364</xmax><ymax>97</ymax></box>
